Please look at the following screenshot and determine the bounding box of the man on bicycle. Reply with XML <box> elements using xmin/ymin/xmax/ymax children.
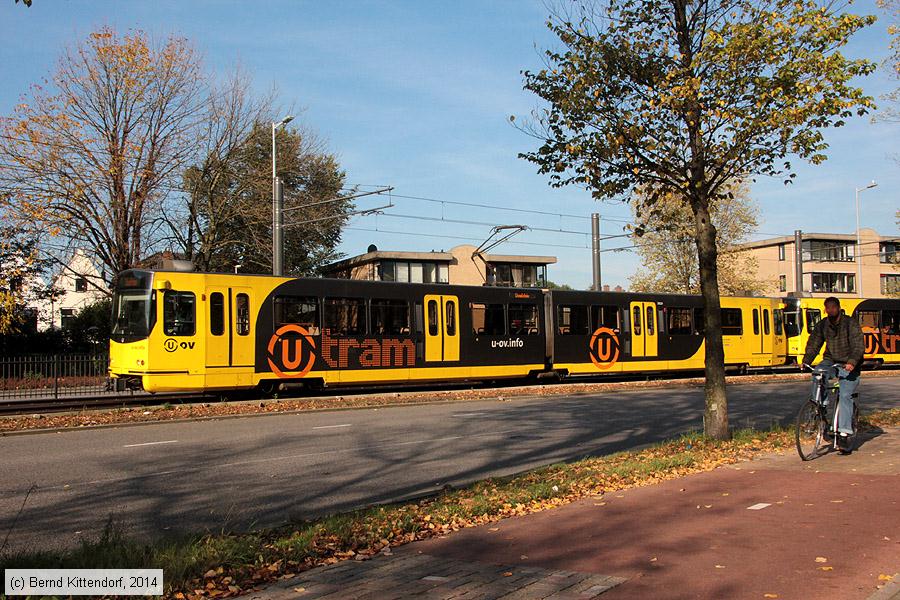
<box><xmin>802</xmin><ymin>296</ymin><xmax>865</xmax><ymax>454</ymax></box>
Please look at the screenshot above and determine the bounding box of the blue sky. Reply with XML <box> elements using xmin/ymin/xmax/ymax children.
<box><xmin>1</xmin><ymin>0</ymin><xmax>897</xmax><ymax>289</ymax></box>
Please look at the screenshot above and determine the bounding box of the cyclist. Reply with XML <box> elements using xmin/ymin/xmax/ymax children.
<box><xmin>802</xmin><ymin>296</ymin><xmax>864</xmax><ymax>454</ymax></box>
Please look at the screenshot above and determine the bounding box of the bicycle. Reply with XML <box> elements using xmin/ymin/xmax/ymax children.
<box><xmin>795</xmin><ymin>364</ymin><xmax>859</xmax><ymax>461</ymax></box>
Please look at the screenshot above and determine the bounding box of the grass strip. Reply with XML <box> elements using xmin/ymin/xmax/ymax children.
<box><xmin>3</xmin><ymin>407</ymin><xmax>898</xmax><ymax>599</ymax></box>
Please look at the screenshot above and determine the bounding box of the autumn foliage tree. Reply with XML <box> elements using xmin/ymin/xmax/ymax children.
<box><xmin>0</xmin><ymin>28</ymin><xmax>204</xmax><ymax>281</ymax></box>
<box><xmin>519</xmin><ymin>0</ymin><xmax>875</xmax><ymax>439</ymax></box>
<box><xmin>629</xmin><ymin>181</ymin><xmax>767</xmax><ymax>295</ymax></box>
<box><xmin>170</xmin><ymin>118</ymin><xmax>349</xmax><ymax>275</ymax></box>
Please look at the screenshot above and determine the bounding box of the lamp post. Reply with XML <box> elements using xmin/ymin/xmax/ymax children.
<box><xmin>272</xmin><ymin>115</ymin><xmax>294</xmax><ymax>276</ymax></box>
<box><xmin>854</xmin><ymin>180</ymin><xmax>877</xmax><ymax>297</ymax></box>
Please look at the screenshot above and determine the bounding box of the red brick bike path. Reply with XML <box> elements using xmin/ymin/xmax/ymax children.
<box><xmin>410</xmin><ymin>429</ymin><xmax>900</xmax><ymax>599</ymax></box>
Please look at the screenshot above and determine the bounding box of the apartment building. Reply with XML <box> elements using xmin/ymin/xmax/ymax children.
<box><xmin>322</xmin><ymin>244</ymin><xmax>556</xmax><ymax>288</ymax></box>
<box><xmin>735</xmin><ymin>228</ymin><xmax>899</xmax><ymax>298</ymax></box>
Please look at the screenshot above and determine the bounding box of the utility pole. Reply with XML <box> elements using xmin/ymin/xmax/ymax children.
<box><xmin>271</xmin><ymin>115</ymin><xmax>294</xmax><ymax>277</ymax></box>
<box><xmin>794</xmin><ymin>229</ymin><xmax>803</xmax><ymax>294</ymax></box>
<box><xmin>591</xmin><ymin>213</ymin><xmax>601</xmax><ymax>291</ymax></box>
<box><xmin>273</xmin><ymin>178</ymin><xmax>284</xmax><ymax>277</ymax></box>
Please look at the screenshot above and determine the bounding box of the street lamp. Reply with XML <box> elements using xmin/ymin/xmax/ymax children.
<box><xmin>855</xmin><ymin>180</ymin><xmax>877</xmax><ymax>297</ymax></box>
<box><xmin>272</xmin><ymin>115</ymin><xmax>293</xmax><ymax>276</ymax></box>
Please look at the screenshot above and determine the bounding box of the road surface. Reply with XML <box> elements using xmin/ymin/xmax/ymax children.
<box><xmin>1</xmin><ymin>376</ymin><xmax>898</xmax><ymax>553</ymax></box>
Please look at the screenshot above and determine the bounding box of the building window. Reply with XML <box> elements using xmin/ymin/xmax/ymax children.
<box><xmin>488</xmin><ymin>263</ymin><xmax>547</xmax><ymax>287</ymax></box>
<box><xmin>802</xmin><ymin>240</ymin><xmax>855</xmax><ymax>262</ymax></box>
<box><xmin>778</xmin><ymin>244</ymin><xmax>785</xmax><ymax>261</ymax></box>
<box><xmin>880</xmin><ymin>242</ymin><xmax>898</xmax><ymax>264</ymax></box>
<box><xmin>779</xmin><ymin>274</ymin><xmax>787</xmax><ymax>292</ymax></box>
<box><xmin>811</xmin><ymin>272</ymin><xmax>855</xmax><ymax>294</ymax></box>
<box><xmin>74</xmin><ymin>277</ymin><xmax>88</xmax><ymax>292</ymax></box>
<box><xmin>379</xmin><ymin>260</ymin><xmax>448</xmax><ymax>284</ymax></box>
<box><xmin>882</xmin><ymin>274</ymin><xmax>900</xmax><ymax>296</ymax></box>
<box><xmin>60</xmin><ymin>308</ymin><xmax>75</xmax><ymax>330</ymax></box>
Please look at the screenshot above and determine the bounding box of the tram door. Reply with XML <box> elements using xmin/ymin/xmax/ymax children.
<box><xmin>230</xmin><ymin>287</ymin><xmax>254</xmax><ymax>367</ymax></box>
<box><xmin>751</xmin><ymin>304</ymin><xmax>773</xmax><ymax>356</ymax></box>
<box><xmin>424</xmin><ymin>294</ymin><xmax>460</xmax><ymax>362</ymax></box>
<box><xmin>629</xmin><ymin>301</ymin><xmax>658</xmax><ymax>358</ymax></box>
<box><xmin>206</xmin><ymin>287</ymin><xmax>230</xmax><ymax>368</ymax></box>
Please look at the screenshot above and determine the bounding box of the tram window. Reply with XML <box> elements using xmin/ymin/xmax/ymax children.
<box><xmin>471</xmin><ymin>303</ymin><xmax>505</xmax><ymax>335</ymax></box>
<box><xmin>763</xmin><ymin>309</ymin><xmax>771</xmax><ymax>335</ymax></box>
<box><xmin>774</xmin><ymin>309</ymin><xmax>784</xmax><ymax>336</ymax></box>
<box><xmin>857</xmin><ymin>310</ymin><xmax>880</xmax><ymax>329</ymax></box>
<box><xmin>667</xmin><ymin>308</ymin><xmax>692</xmax><ymax>335</ymax></box>
<box><xmin>632</xmin><ymin>306</ymin><xmax>642</xmax><ymax>335</ymax></box>
<box><xmin>806</xmin><ymin>309</ymin><xmax>821</xmax><ymax>333</ymax></box>
<box><xmin>884</xmin><ymin>310</ymin><xmax>900</xmax><ymax>334</ymax></box>
<box><xmin>722</xmin><ymin>308</ymin><xmax>742</xmax><ymax>335</ymax></box>
<box><xmin>446</xmin><ymin>301</ymin><xmax>456</xmax><ymax>336</ymax></box>
<box><xmin>694</xmin><ymin>308</ymin><xmax>705</xmax><ymax>334</ymax></box>
<box><xmin>591</xmin><ymin>305</ymin><xmax>619</xmax><ymax>330</ymax></box>
<box><xmin>274</xmin><ymin>296</ymin><xmax>319</xmax><ymax>334</ymax></box>
<box><xmin>509</xmin><ymin>303</ymin><xmax>540</xmax><ymax>335</ymax></box>
<box><xmin>784</xmin><ymin>310</ymin><xmax>801</xmax><ymax>337</ymax></box>
<box><xmin>371</xmin><ymin>299</ymin><xmax>409</xmax><ymax>335</ymax></box>
<box><xmin>646</xmin><ymin>306</ymin><xmax>655</xmax><ymax>335</ymax></box>
<box><xmin>236</xmin><ymin>294</ymin><xmax>250</xmax><ymax>336</ymax></box>
<box><xmin>210</xmin><ymin>292</ymin><xmax>225</xmax><ymax>336</ymax></box>
<box><xmin>163</xmin><ymin>291</ymin><xmax>196</xmax><ymax>336</ymax></box>
<box><xmin>324</xmin><ymin>297</ymin><xmax>365</xmax><ymax>335</ymax></box>
<box><xmin>752</xmin><ymin>309</ymin><xmax>759</xmax><ymax>335</ymax></box>
<box><xmin>558</xmin><ymin>305</ymin><xmax>589</xmax><ymax>335</ymax></box>
<box><xmin>427</xmin><ymin>300</ymin><xmax>439</xmax><ymax>336</ymax></box>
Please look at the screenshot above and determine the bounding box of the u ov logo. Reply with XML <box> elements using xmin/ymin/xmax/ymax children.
<box><xmin>164</xmin><ymin>338</ymin><xmax>178</xmax><ymax>352</ymax></box>
<box><xmin>267</xmin><ymin>324</ymin><xmax>317</xmax><ymax>378</ymax></box>
<box><xmin>589</xmin><ymin>327</ymin><xmax>620</xmax><ymax>370</ymax></box>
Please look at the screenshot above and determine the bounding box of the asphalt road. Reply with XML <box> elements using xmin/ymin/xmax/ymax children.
<box><xmin>1</xmin><ymin>376</ymin><xmax>898</xmax><ymax>554</ymax></box>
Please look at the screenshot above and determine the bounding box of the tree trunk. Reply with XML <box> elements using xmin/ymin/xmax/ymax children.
<box><xmin>692</xmin><ymin>196</ymin><xmax>730</xmax><ymax>440</ymax></box>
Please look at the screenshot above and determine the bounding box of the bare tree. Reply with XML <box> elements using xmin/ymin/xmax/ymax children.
<box><xmin>0</xmin><ymin>28</ymin><xmax>205</xmax><ymax>282</ymax></box>
<box><xmin>161</xmin><ymin>70</ymin><xmax>273</xmax><ymax>271</ymax></box>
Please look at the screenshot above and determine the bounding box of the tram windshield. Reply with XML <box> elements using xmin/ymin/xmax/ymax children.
<box><xmin>111</xmin><ymin>270</ymin><xmax>156</xmax><ymax>343</ymax></box>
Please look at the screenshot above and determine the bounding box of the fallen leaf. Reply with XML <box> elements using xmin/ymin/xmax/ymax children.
<box><xmin>503</xmin><ymin>572</ymin><xmax>513</xmax><ymax>577</ymax></box>
<box><xmin>715</xmin><ymin>565</ymin><xmax>726</xmax><ymax>569</ymax></box>
<box><xmin>830</xmin><ymin>500</ymin><xmax>843</xmax><ymax>504</ymax></box>
<box><xmin>819</xmin><ymin>566</ymin><xmax>833</xmax><ymax>571</ymax></box>
<box><xmin>204</xmin><ymin>570</ymin><xmax>217</xmax><ymax>579</ymax></box>
<box><xmin>489</xmin><ymin>527</ymin><xmax>499</xmax><ymax>532</ymax></box>
<box><xmin>763</xmin><ymin>594</ymin><xmax>779</xmax><ymax>599</ymax></box>
<box><xmin>293</xmin><ymin>587</ymin><xmax>306</xmax><ymax>593</ymax></box>
<box><xmin>650</xmin><ymin>557</ymin><xmax>658</xmax><ymax>562</ymax></box>
<box><xmin>815</xmin><ymin>557</ymin><xmax>827</xmax><ymax>563</ymax></box>
<box><xmin>879</xmin><ymin>574</ymin><xmax>894</xmax><ymax>582</ymax></box>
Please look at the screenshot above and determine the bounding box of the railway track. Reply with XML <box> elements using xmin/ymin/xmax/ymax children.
<box><xmin>1</xmin><ymin>364</ymin><xmax>896</xmax><ymax>418</ymax></box>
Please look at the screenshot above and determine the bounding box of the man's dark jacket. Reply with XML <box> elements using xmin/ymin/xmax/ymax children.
<box><xmin>802</xmin><ymin>313</ymin><xmax>865</xmax><ymax>367</ymax></box>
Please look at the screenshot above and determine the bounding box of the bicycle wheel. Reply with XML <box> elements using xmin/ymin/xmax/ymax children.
<box><xmin>847</xmin><ymin>403</ymin><xmax>860</xmax><ymax>452</ymax></box>
<box><xmin>796</xmin><ymin>399</ymin><xmax>827</xmax><ymax>461</ymax></box>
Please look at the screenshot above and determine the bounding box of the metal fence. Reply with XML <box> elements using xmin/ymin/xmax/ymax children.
<box><xmin>0</xmin><ymin>354</ymin><xmax>115</xmax><ymax>401</ymax></box>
